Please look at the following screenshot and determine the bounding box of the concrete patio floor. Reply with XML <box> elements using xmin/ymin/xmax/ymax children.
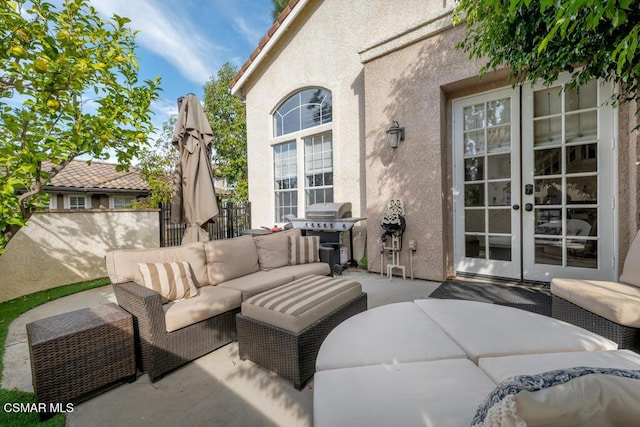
<box><xmin>2</xmin><ymin>270</ymin><xmax>440</xmax><ymax>427</ymax></box>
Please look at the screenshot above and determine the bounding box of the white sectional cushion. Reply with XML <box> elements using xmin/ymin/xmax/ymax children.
<box><xmin>316</xmin><ymin>302</ymin><xmax>467</xmax><ymax>371</ymax></box>
<box><xmin>415</xmin><ymin>299</ymin><xmax>617</xmax><ymax>363</ymax></box>
<box><xmin>314</xmin><ymin>359</ymin><xmax>497</xmax><ymax>427</ymax></box>
<box><xmin>204</xmin><ymin>235</ymin><xmax>260</xmax><ymax>285</ymax></box>
<box><xmin>551</xmin><ymin>278</ymin><xmax>640</xmax><ymax>327</ymax></box>
<box><xmin>270</xmin><ymin>262</ymin><xmax>330</xmax><ymax>279</ymax></box>
<box><xmin>478</xmin><ymin>349</ymin><xmax>640</xmax><ymax>384</ymax></box>
<box><xmin>472</xmin><ymin>367</ymin><xmax>640</xmax><ymax>427</ymax></box>
<box><xmin>218</xmin><ymin>270</ymin><xmax>293</xmax><ymax>300</ymax></box>
<box><xmin>163</xmin><ymin>285</ymin><xmax>242</xmax><ymax>332</ymax></box>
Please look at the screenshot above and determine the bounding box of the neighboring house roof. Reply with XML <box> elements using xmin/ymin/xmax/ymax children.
<box><xmin>230</xmin><ymin>0</ymin><xmax>305</xmax><ymax>96</ymax></box>
<box><xmin>43</xmin><ymin>160</ymin><xmax>150</xmax><ymax>193</ymax></box>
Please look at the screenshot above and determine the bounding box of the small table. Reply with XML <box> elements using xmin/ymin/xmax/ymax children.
<box><xmin>26</xmin><ymin>303</ymin><xmax>136</xmax><ymax>420</ymax></box>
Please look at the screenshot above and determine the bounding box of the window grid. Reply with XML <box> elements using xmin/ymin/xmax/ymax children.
<box><xmin>274</xmin><ymin>141</ymin><xmax>298</xmax><ymax>222</ymax></box>
<box><xmin>112</xmin><ymin>196</ymin><xmax>135</xmax><ymax>209</ymax></box>
<box><xmin>273</xmin><ymin>88</ymin><xmax>332</xmax><ymax>137</ymax></box>
<box><xmin>304</xmin><ymin>132</ymin><xmax>333</xmax><ymax>207</ymax></box>
<box><xmin>69</xmin><ymin>196</ymin><xmax>86</xmax><ymax>209</ymax></box>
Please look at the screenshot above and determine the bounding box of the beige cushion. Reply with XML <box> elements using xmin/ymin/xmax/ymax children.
<box><xmin>288</xmin><ymin>235</ymin><xmax>319</xmax><ymax>264</ymax></box>
<box><xmin>478</xmin><ymin>349</ymin><xmax>640</xmax><ymax>384</ymax></box>
<box><xmin>270</xmin><ymin>262</ymin><xmax>330</xmax><ymax>279</ymax></box>
<box><xmin>551</xmin><ymin>278</ymin><xmax>640</xmax><ymax>327</ymax></box>
<box><xmin>218</xmin><ymin>271</ymin><xmax>293</xmax><ymax>300</ymax></box>
<box><xmin>619</xmin><ymin>229</ymin><xmax>640</xmax><ymax>287</ymax></box>
<box><xmin>316</xmin><ymin>302</ymin><xmax>467</xmax><ymax>371</ymax></box>
<box><xmin>135</xmin><ymin>262</ymin><xmax>198</xmax><ymax>303</ymax></box>
<box><xmin>105</xmin><ymin>243</ymin><xmax>208</xmax><ymax>287</ymax></box>
<box><xmin>204</xmin><ymin>235</ymin><xmax>260</xmax><ymax>285</ymax></box>
<box><xmin>414</xmin><ymin>299</ymin><xmax>617</xmax><ymax>363</ymax></box>
<box><xmin>163</xmin><ymin>285</ymin><xmax>242</xmax><ymax>333</ymax></box>
<box><xmin>253</xmin><ymin>228</ymin><xmax>301</xmax><ymax>270</ymax></box>
<box><xmin>314</xmin><ymin>359</ymin><xmax>496</xmax><ymax>427</ymax></box>
<box><xmin>241</xmin><ymin>275</ymin><xmax>362</xmax><ymax>333</ymax></box>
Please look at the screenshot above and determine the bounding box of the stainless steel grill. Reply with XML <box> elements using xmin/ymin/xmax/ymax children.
<box><xmin>288</xmin><ymin>202</ymin><xmax>365</xmax><ymax>274</ymax></box>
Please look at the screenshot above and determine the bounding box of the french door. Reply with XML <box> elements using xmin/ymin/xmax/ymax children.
<box><xmin>453</xmin><ymin>78</ymin><xmax>616</xmax><ymax>282</ymax></box>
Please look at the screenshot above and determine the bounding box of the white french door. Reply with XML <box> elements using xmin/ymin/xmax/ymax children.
<box><xmin>453</xmin><ymin>78</ymin><xmax>617</xmax><ymax>282</ymax></box>
<box><xmin>453</xmin><ymin>88</ymin><xmax>522</xmax><ymax>279</ymax></box>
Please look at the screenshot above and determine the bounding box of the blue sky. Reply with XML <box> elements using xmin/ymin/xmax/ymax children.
<box><xmin>91</xmin><ymin>0</ymin><xmax>274</xmax><ymax>134</ymax></box>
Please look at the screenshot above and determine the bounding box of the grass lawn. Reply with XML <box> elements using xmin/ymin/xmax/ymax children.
<box><xmin>0</xmin><ymin>278</ymin><xmax>110</xmax><ymax>426</ymax></box>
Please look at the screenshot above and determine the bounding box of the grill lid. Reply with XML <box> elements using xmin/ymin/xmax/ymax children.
<box><xmin>305</xmin><ymin>202</ymin><xmax>352</xmax><ymax>219</ymax></box>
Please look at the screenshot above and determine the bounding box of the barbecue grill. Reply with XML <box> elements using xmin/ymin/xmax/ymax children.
<box><xmin>289</xmin><ymin>202</ymin><xmax>364</xmax><ymax>275</ymax></box>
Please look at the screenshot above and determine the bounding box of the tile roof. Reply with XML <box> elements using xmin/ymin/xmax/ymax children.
<box><xmin>229</xmin><ymin>0</ymin><xmax>301</xmax><ymax>90</ymax></box>
<box><xmin>44</xmin><ymin>160</ymin><xmax>150</xmax><ymax>192</ymax></box>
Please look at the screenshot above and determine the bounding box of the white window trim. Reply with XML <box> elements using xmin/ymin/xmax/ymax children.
<box><xmin>64</xmin><ymin>194</ymin><xmax>90</xmax><ymax>209</ymax></box>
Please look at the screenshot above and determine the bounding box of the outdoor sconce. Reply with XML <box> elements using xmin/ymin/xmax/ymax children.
<box><xmin>386</xmin><ymin>121</ymin><xmax>405</xmax><ymax>149</ymax></box>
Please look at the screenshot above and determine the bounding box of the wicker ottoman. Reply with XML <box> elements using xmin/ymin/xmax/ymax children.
<box><xmin>236</xmin><ymin>275</ymin><xmax>367</xmax><ymax>389</ymax></box>
<box><xmin>26</xmin><ymin>303</ymin><xmax>136</xmax><ymax>420</ymax></box>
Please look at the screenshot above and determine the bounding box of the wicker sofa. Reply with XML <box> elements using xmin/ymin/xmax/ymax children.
<box><xmin>551</xmin><ymin>230</ymin><xmax>640</xmax><ymax>352</ymax></box>
<box><xmin>105</xmin><ymin>228</ymin><xmax>331</xmax><ymax>381</ymax></box>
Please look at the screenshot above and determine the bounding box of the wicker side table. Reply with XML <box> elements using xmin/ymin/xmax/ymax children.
<box><xmin>26</xmin><ymin>303</ymin><xmax>136</xmax><ymax>420</ymax></box>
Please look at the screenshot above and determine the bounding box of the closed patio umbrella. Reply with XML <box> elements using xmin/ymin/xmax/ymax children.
<box><xmin>171</xmin><ymin>93</ymin><xmax>219</xmax><ymax>244</ymax></box>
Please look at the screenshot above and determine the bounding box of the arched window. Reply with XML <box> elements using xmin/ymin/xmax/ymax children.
<box><xmin>273</xmin><ymin>88</ymin><xmax>332</xmax><ymax>136</ymax></box>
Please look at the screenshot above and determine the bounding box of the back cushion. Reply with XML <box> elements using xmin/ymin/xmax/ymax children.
<box><xmin>620</xmin><ymin>229</ymin><xmax>640</xmax><ymax>287</ymax></box>
<box><xmin>204</xmin><ymin>235</ymin><xmax>260</xmax><ymax>285</ymax></box>
<box><xmin>253</xmin><ymin>228</ymin><xmax>302</xmax><ymax>270</ymax></box>
<box><xmin>106</xmin><ymin>242</ymin><xmax>208</xmax><ymax>287</ymax></box>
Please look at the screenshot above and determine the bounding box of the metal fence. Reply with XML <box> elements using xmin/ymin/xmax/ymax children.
<box><xmin>159</xmin><ymin>201</ymin><xmax>251</xmax><ymax>247</ymax></box>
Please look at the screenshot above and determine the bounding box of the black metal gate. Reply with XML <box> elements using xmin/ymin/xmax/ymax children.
<box><xmin>159</xmin><ymin>201</ymin><xmax>251</xmax><ymax>247</ymax></box>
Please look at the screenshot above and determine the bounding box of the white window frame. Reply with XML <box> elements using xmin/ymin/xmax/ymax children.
<box><xmin>111</xmin><ymin>195</ymin><xmax>136</xmax><ymax>209</ymax></box>
<box><xmin>64</xmin><ymin>194</ymin><xmax>89</xmax><ymax>209</ymax></box>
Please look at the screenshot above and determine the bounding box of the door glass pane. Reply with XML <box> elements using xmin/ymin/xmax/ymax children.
<box><xmin>487</xmin><ymin>99</ymin><xmax>510</xmax><ymax>126</ymax></box>
<box><xmin>565</xmin><ymin>80</ymin><xmax>597</xmax><ymax>111</ymax></box>
<box><xmin>534</xmin><ymin>87</ymin><xmax>562</xmax><ymax>117</ymax></box>
<box><xmin>534</xmin><ymin>148</ymin><xmax>561</xmax><ymax>176</ymax></box>
<box><xmin>489</xmin><ymin>236</ymin><xmax>511</xmax><ymax>261</ymax></box>
<box><xmin>465</xmin><ymin>209</ymin><xmax>485</xmax><ymax>233</ymax></box>
<box><xmin>566</xmin><ymin>144</ymin><xmax>597</xmax><ymax>173</ymax></box>
<box><xmin>465</xmin><ymin>157</ymin><xmax>484</xmax><ymax>181</ymax></box>
<box><xmin>487</xmin><ymin>125</ymin><xmax>511</xmax><ymax>153</ymax></box>
<box><xmin>465</xmin><ymin>184</ymin><xmax>484</xmax><ymax>206</ymax></box>
<box><xmin>489</xmin><ymin>209</ymin><xmax>511</xmax><ymax>233</ymax></box>
<box><xmin>566</xmin><ymin>111</ymin><xmax>597</xmax><ymax>142</ymax></box>
<box><xmin>488</xmin><ymin>182</ymin><xmax>511</xmax><ymax>206</ymax></box>
<box><xmin>534</xmin><ymin>117</ymin><xmax>562</xmax><ymax>146</ymax></box>
<box><xmin>464</xmin><ymin>131</ymin><xmax>485</xmax><ymax>156</ymax></box>
<box><xmin>535</xmin><ymin>210</ymin><xmax>561</xmax><ymax>235</ymax></box>
<box><xmin>535</xmin><ymin>239</ymin><xmax>563</xmax><ymax>265</ymax></box>
<box><xmin>568</xmin><ymin>208</ymin><xmax>597</xmax><ymax>236</ymax></box>
<box><xmin>535</xmin><ymin>179</ymin><xmax>562</xmax><ymax>205</ymax></box>
<box><xmin>566</xmin><ymin>176</ymin><xmax>597</xmax><ymax>203</ymax></box>
<box><xmin>465</xmin><ymin>235</ymin><xmax>485</xmax><ymax>258</ymax></box>
<box><xmin>464</xmin><ymin>104</ymin><xmax>485</xmax><ymax>130</ymax></box>
<box><xmin>487</xmin><ymin>154</ymin><xmax>510</xmax><ymax>179</ymax></box>
<box><xmin>567</xmin><ymin>239</ymin><xmax>597</xmax><ymax>268</ymax></box>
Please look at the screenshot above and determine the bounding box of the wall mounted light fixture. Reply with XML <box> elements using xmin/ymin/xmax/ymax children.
<box><xmin>386</xmin><ymin>121</ymin><xmax>405</xmax><ymax>149</ymax></box>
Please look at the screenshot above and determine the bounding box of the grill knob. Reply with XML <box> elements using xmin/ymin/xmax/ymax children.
<box><xmin>342</xmin><ymin>224</ymin><xmax>347</xmax><ymax>229</ymax></box>
<box><xmin>330</xmin><ymin>223</ymin><xmax>334</xmax><ymax>228</ymax></box>
<box><xmin>323</xmin><ymin>223</ymin><xmax>327</xmax><ymax>228</ymax></box>
<box><xmin>305</xmin><ymin>222</ymin><xmax>308</xmax><ymax>228</ymax></box>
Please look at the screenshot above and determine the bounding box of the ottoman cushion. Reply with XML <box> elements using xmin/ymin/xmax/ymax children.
<box><xmin>478</xmin><ymin>349</ymin><xmax>640</xmax><ymax>383</ymax></box>
<box><xmin>414</xmin><ymin>299</ymin><xmax>617</xmax><ymax>363</ymax></box>
<box><xmin>241</xmin><ymin>275</ymin><xmax>362</xmax><ymax>333</ymax></box>
<box><xmin>313</xmin><ymin>359</ymin><xmax>496</xmax><ymax>427</ymax></box>
<box><xmin>316</xmin><ymin>302</ymin><xmax>467</xmax><ymax>371</ymax></box>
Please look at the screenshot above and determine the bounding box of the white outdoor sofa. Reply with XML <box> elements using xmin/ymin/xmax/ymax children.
<box><xmin>314</xmin><ymin>299</ymin><xmax>640</xmax><ymax>426</ymax></box>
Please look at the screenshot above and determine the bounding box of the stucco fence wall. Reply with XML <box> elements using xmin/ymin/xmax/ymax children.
<box><xmin>0</xmin><ymin>209</ymin><xmax>159</xmax><ymax>302</ymax></box>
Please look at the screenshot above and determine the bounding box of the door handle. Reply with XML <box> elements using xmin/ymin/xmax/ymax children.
<box><xmin>525</xmin><ymin>203</ymin><xmax>533</xmax><ymax>212</ymax></box>
<box><xmin>512</xmin><ymin>204</ymin><xmax>520</xmax><ymax>210</ymax></box>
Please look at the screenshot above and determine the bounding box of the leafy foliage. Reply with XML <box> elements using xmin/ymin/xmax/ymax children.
<box><xmin>271</xmin><ymin>0</ymin><xmax>290</xmax><ymax>21</ymax></box>
<box><xmin>454</xmin><ymin>0</ymin><xmax>640</xmax><ymax>104</ymax></box>
<box><xmin>133</xmin><ymin>115</ymin><xmax>178</xmax><ymax>208</ymax></box>
<box><xmin>0</xmin><ymin>0</ymin><xmax>161</xmax><ymax>251</ymax></box>
<box><xmin>203</xmin><ymin>63</ymin><xmax>247</xmax><ymax>201</ymax></box>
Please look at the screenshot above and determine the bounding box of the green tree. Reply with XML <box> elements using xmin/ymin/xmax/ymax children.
<box><xmin>271</xmin><ymin>0</ymin><xmax>290</xmax><ymax>21</ymax></box>
<box><xmin>454</xmin><ymin>0</ymin><xmax>640</xmax><ymax>105</ymax></box>
<box><xmin>203</xmin><ymin>63</ymin><xmax>247</xmax><ymax>201</ymax></box>
<box><xmin>0</xmin><ymin>0</ymin><xmax>161</xmax><ymax>250</ymax></box>
<box><xmin>134</xmin><ymin>115</ymin><xmax>179</xmax><ymax>208</ymax></box>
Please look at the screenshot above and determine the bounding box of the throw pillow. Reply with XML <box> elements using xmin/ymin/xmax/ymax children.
<box><xmin>289</xmin><ymin>235</ymin><xmax>320</xmax><ymax>264</ymax></box>
<box><xmin>136</xmin><ymin>261</ymin><xmax>198</xmax><ymax>303</ymax></box>
<box><xmin>472</xmin><ymin>367</ymin><xmax>640</xmax><ymax>427</ymax></box>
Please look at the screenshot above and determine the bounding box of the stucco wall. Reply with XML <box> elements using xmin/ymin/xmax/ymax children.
<box><xmin>238</xmin><ymin>0</ymin><xmax>450</xmax><ymax>263</ymax></box>
<box><xmin>0</xmin><ymin>210</ymin><xmax>159</xmax><ymax>302</ymax></box>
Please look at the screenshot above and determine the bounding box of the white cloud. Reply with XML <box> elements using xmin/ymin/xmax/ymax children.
<box><xmin>90</xmin><ymin>0</ymin><xmax>220</xmax><ymax>85</ymax></box>
<box><xmin>232</xmin><ymin>16</ymin><xmax>265</xmax><ymax>46</ymax></box>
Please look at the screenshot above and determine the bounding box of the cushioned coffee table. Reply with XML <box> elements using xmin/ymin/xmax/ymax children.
<box><xmin>236</xmin><ymin>275</ymin><xmax>366</xmax><ymax>389</ymax></box>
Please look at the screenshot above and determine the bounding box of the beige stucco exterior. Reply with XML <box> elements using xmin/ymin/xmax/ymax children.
<box><xmin>234</xmin><ymin>0</ymin><xmax>639</xmax><ymax>281</ymax></box>
<box><xmin>0</xmin><ymin>210</ymin><xmax>159</xmax><ymax>302</ymax></box>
